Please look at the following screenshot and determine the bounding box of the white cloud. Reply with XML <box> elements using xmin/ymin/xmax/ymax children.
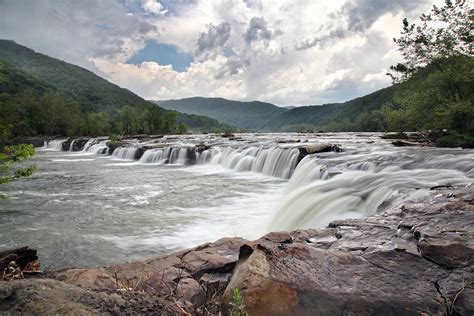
<box><xmin>0</xmin><ymin>0</ymin><xmax>438</xmax><ymax>106</ymax></box>
<box><xmin>141</xmin><ymin>0</ymin><xmax>166</xmax><ymax>15</ymax></box>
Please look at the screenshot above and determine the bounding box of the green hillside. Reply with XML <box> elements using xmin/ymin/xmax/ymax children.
<box><xmin>155</xmin><ymin>97</ymin><xmax>288</xmax><ymax>130</ymax></box>
<box><xmin>0</xmin><ymin>40</ymin><xmax>227</xmax><ymax>141</ymax></box>
<box><xmin>0</xmin><ymin>39</ymin><xmax>151</xmax><ymax>112</ymax></box>
<box><xmin>271</xmin><ymin>86</ymin><xmax>394</xmax><ymax>132</ymax></box>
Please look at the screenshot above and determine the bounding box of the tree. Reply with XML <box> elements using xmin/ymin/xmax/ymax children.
<box><xmin>0</xmin><ymin>144</ymin><xmax>36</xmax><ymax>199</ymax></box>
<box><xmin>388</xmin><ymin>0</ymin><xmax>473</xmax><ymax>82</ymax></box>
<box><xmin>379</xmin><ymin>0</ymin><xmax>473</xmax><ymax>146</ymax></box>
<box><xmin>162</xmin><ymin>111</ymin><xmax>178</xmax><ymax>134</ymax></box>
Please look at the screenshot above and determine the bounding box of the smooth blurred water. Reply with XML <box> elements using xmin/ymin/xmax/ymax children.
<box><xmin>1</xmin><ymin>133</ymin><xmax>473</xmax><ymax>269</ymax></box>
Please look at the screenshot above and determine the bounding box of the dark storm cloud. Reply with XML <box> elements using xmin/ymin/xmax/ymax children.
<box><xmin>195</xmin><ymin>22</ymin><xmax>231</xmax><ymax>59</ymax></box>
<box><xmin>296</xmin><ymin>0</ymin><xmax>429</xmax><ymax>51</ymax></box>
<box><xmin>243</xmin><ymin>17</ymin><xmax>276</xmax><ymax>44</ymax></box>
<box><xmin>295</xmin><ymin>27</ymin><xmax>345</xmax><ymax>51</ymax></box>
<box><xmin>341</xmin><ymin>0</ymin><xmax>429</xmax><ymax>32</ymax></box>
<box><xmin>243</xmin><ymin>0</ymin><xmax>263</xmax><ymax>10</ymax></box>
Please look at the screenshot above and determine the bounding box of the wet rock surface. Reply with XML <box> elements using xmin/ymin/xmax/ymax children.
<box><xmin>62</xmin><ymin>138</ymin><xmax>90</xmax><ymax>151</ymax></box>
<box><xmin>0</xmin><ymin>279</ymin><xmax>180</xmax><ymax>315</ymax></box>
<box><xmin>381</xmin><ymin>130</ymin><xmax>452</xmax><ymax>147</ymax></box>
<box><xmin>1</xmin><ymin>190</ymin><xmax>473</xmax><ymax>315</ymax></box>
<box><xmin>224</xmin><ymin>190</ymin><xmax>474</xmax><ymax>315</ymax></box>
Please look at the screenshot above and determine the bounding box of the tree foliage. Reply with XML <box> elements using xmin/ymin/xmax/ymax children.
<box><xmin>381</xmin><ymin>56</ymin><xmax>474</xmax><ymax>134</ymax></box>
<box><xmin>388</xmin><ymin>0</ymin><xmax>473</xmax><ymax>82</ymax></box>
<box><xmin>0</xmin><ymin>144</ymin><xmax>36</xmax><ymax>198</ymax></box>
<box><xmin>379</xmin><ymin>1</ymin><xmax>474</xmax><ymax>146</ymax></box>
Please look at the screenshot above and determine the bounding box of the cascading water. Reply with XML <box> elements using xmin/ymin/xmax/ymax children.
<box><xmin>82</xmin><ymin>138</ymin><xmax>109</xmax><ymax>154</ymax></box>
<box><xmin>210</xmin><ymin>146</ymin><xmax>300</xmax><ymax>178</ymax></box>
<box><xmin>45</xmin><ymin>139</ymin><xmax>67</xmax><ymax>151</ymax></box>
<box><xmin>69</xmin><ymin>139</ymin><xmax>76</xmax><ymax>151</ymax></box>
<box><xmin>270</xmin><ymin>152</ymin><xmax>473</xmax><ymax>231</ymax></box>
<box><xmin>112</xmin><ymin>147</ymin><xmax>139</xmax><ymax>160</ymax></box>
<box><xmin>138</xmin><ymin>146</ymin><xmax>197</xmax><ymax>164</ymax></box>
<box><xmin>136</xmin><ymin>144</ymin><xmax>301</xmax><ymax>178</ymax></box>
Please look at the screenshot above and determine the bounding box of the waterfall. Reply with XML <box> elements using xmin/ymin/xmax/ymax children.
<box><xmin>270</xmin><ymin>155</ymin><xmax>473</xmax><ymax>231</ymax></box>
<box><xmin>283</xmin><ymin>155</ymin><xmax>328</xmax><ymax>193</ymax></box>
<box><xmin>136</xmin><ymin>145</ymin><xmax>301</xmax><ymax>178</ymax></box>
<box><xmin>112</xmin><ymin>147</ymin><xmax>139</xmax><ymax>160</ymax></box>
<box><xmin>69</xmin><ymin>139</ymin><xmax>76</xmax><ymax>151</ymax></box>
<box><xmin>45</xmin><ymin>139</ymin><xmax>67</xmax><ymax>151</ymax></box>
<box><xmin>82</xmin><ymin>138</ymin><xmax>109</xmax><ymax>154</ymax></box>
<box><xmin>196</xmin><ymin>148</ymin><xmax>217</xmax><ymax>164</ymax></box>
<box><xmin>210</xmin><ymin>146</ymin><xmax>300</xmax><ymax>178</ymax></box>
<box><xmin>138</xmin><ymin>146</ymin><xmax>197</xmax><ymax>164</ymax></box>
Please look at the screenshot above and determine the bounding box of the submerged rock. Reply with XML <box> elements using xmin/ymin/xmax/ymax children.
<box><xmin>298</xmin><ymin>144</ymin><xmax>343</xmax><ymax>159</ymax></box>
<box><xmin>383</xmin><ymin>130</ymin><xmax>451</xmax><ymax>148</ymax></box>
<box><xmin>391</xmin><ymin>139</ymin><xmax>431</xmax><ymax>147</ymax></box>
<box><xmin>380</xmin><ymin>132</ymin><xmax>409</xmax><ymax>139</ymax></box>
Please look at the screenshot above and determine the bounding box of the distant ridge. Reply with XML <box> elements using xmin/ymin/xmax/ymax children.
<box><xmin>153</xmin><ymin>86</ymin><xmax>395</xmax><ymax>132</ymax></box>
<box><xmin>154</xmin><ymin>97</ymin><xmax>288</xmax><ymax>130</ymax></box>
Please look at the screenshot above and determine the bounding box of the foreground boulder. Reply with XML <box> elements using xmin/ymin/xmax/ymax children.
<box><xmin>0</xmin><ymin>279</ymin><xmax>180</xmax><ymax>315</ymax></box>
<box><xmin>223</xmin><ymin>190</ymin><xmax>474</xmax><ymax>315</ymax></box>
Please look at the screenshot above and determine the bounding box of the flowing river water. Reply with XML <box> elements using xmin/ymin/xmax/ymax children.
<box><xmin>1</xmin><ymin>133</ymin><xmax>473</xmax><ymax>269</ymax></box>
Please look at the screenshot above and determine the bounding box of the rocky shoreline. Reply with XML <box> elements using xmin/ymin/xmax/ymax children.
<box><xmin>1</xmin><ymin>188</ymin><xmax>473</xmax><ymax>315</ymax></box>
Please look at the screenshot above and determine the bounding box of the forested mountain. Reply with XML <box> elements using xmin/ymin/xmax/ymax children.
<box><xmin>271</xmin><ymin>86</ymin><xmax>395</xmax><ymax>132</ymax></box>
<box><xmin>154</xmin><ymin>97</ymin><xmax>287</xmax><ymax>130</ymax></box>
<box><xmin>0</xmin><ymin>40</ymin><xmax>227</xmax><ymax>142</ymax></box>
<box><xmin>153</xmin><ymin>88</ymin><xmax>394</xmax><ymax>132</ymax></box>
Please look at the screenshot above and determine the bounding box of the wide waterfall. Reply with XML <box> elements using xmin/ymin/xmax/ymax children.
<box><xmin>8</xmin><ymin>133</ymin><xmax>474</xmax><ymax>268</ymax></box>
<box><xmin>136</xmin><ymin>145</ymin><xmax>300</xmax><ymax>178</ymax></box>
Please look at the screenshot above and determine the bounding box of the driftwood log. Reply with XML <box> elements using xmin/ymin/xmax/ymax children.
<box><xmin>0</xmin><ymin>247</ymin><xmax>38</xmax><ymax>271</ymax></box>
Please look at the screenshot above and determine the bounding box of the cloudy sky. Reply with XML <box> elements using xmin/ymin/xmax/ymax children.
<box><xmin>0</xmin><ymin>0</ymin><xmax>442</xmax><ymax>106</ymax></box>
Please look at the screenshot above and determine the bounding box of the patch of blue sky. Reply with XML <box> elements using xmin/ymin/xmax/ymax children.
<box><xmin>127</xmin><ymin>40</ymin><xmax>193</xmax><ymax>72</ymax></box>
<box><xmin>223</xmin><ymin>47</ymin><xmax>236</xmax><ymax>57</ymax></box>
<box><xmin>118</xmin><ymin>0</ymin><xmax>197</xmax><ymax>16</ymax></box>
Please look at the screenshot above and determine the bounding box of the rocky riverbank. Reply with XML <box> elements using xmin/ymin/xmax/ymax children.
<box><xmin>1</xmin><ymin>188</ymin><xmax>473</xmax><ymax>315</ymax></box>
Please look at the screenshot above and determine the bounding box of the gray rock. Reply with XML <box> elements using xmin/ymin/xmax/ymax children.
<box><xmin>223</xmin><ymin>190</ymin><xmax>474</xmax><ymax>315</ymax></box>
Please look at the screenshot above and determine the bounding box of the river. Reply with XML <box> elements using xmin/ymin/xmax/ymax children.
<box><xmin>1</xmin><ymin>133</ymin><xmax>472</xmax><ymax>269</ymax></box>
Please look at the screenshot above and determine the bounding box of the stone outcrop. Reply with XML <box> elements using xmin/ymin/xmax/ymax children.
<box><xmin>61</xmin><ymin>138</ymin><xmax>90</xmax><ymax>151</ymax></box>
<box><xmin>299</xmin><ymin>144</ymin><xmax>343</xmax><ymax>155</ymax></box>
<box><xmin>52</xmin><ymin>237</ymin><xmax>247</xmax><ymax>313</ymax></box>
<box><xmin>381</xmin><ymin>130</ymin><xmax>451</xmax><ymax>147</ymax></box>
<box><xmin>1</xmin><ymin>190</ymin><xmax>473</xmax><ymax>315</ymax></box>
<box><xmin>223</xmin><ymin>190</ymin><xmax>473</xmax><ymax>315</ymax></box>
